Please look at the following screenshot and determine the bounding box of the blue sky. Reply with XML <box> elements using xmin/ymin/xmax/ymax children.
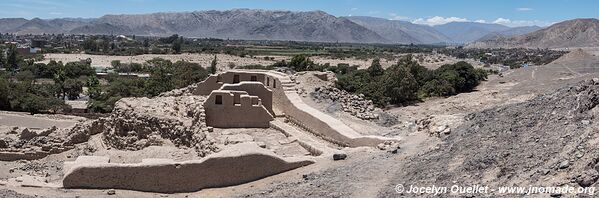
<box><xmin>1</xmin><ymin>0</ymin><xmax>598</xmax><ymax>27</ymax></box>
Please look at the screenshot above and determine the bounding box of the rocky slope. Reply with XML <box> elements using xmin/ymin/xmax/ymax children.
<box><xmin>469</xmin><ymin>18</ymin><xmax>599</xmax><ymax>48</ymax></box>
<box><xmin>476</xmin><ymin>26</ymin><xmax>542</xmax><ymax>42</ymax></box>
<box><xmin>345</xmin><ymin>16</ymin><xmax>450</xmax><ymax>44</ymax></box>
<box><xmin>0</xmin><ymin>18</ymin><xmax>28</xmax><ymax>32</ymax></box>
<box><xmin>379</xmin><ymin>79</ymin><xmax>599</xmax><ymax>197</ymax></box>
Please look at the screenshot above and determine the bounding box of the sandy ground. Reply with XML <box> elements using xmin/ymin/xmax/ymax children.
<box><xmin>38</xmin><ymin>53</ymin><xmax>276</xmax><ymax>70</ymax></box>
<box><xmin>0</xmin><ymin>111</ymin><xmax>85</xmax><ymax>129</ymax></box>
<box><xmin>311</xmin><ymin>57</ymin><xmax>397</xmax><ymax>69</ymax></box>
<box><xmin>311</xmin><ymin>53</ymin><xmax>487</xmax><ymax>70</ymax></box>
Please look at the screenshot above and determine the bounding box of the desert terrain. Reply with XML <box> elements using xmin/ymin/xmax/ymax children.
<box><xmin>1</xmin><ymin>49</ymin><xmax>598</xmax><ymax>197</ymax></box>
<box><xmin>38</xmin><ymin>53</ymin><xmax>277</xmax><ymax>70</ymax></box>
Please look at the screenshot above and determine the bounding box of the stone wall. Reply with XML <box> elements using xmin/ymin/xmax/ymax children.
<box><xmin>62</xmin><ymin>143</ymin><xmax>314</xmax><ymax>193</ymax></box>
<box><xmin>203</xmin><ymin>90</ymin><xmax>273</xmax><ymax>128</ymax></box>
<box><xmin>220</xmin><ymin>82</ymin><xmax>274</xmax><ymax>115</ymax></box>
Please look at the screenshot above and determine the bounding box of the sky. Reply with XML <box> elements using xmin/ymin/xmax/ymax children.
<box><xmin>0</xmin><ymin>0</ymin><xmax>598</xmax><ymax>27</ymax></box>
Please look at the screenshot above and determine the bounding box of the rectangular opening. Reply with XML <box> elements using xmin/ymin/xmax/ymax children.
<box><xmin>234</xmin><ymin>94</ymin><xmax>241</xmax><ymax>106</ymax></box>
<box><xmin>266</xmin><ymin>77</ymin><xmax>270</xmax><ymax>86</ymax></box>
<box><xmin>251</xmin><ymin>75</ymin><xmax>257</xmax><ymax>81</ymax></box>
<box><xmin>233</xmin><ymin>75</ymin><xmax>240</xmax><ymax>83</ymax></box>
<box><xmin>215</xmin><ymin>95</ymin><xmax>222</xmax><ymax>105</ymax></box>
<box><xmin>273</xmin><ymin>80</ymin><xmax>276</xmax><ymax>88</ymax></box>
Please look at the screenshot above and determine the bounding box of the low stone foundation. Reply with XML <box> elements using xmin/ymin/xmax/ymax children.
<box><xmin>62</xmin><ymin>143</ymin><xmax>314</xmax><ymax>193</ymax></box>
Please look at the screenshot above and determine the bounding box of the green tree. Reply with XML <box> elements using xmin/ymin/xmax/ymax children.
<box><xmin>0</xmin><ymin>47</ymin><xmax>6</xmax><ymax>68</ymax></box>
<box><xmin>64</xmin><ymin>61</ymin><xmax>94</xmax><ymax>78</ymax></box>
<box><xmin>288</xmin><ymin>54</ymin><xmax>314</xmax><ymax>71</ymax></box>
<box><xmin>54</xmin><ymin>65</ymin><xmax>67</xmax><ymax>99</ymax></box>
<box><xmin>86</xmin><ymin>75</ymin><xmax>101</xmax><ymax>99</ymax></box>
<box><xmin>172</xmin><ymin>37</ymin><xmax>182</xmax><ymax>54</ymax></box>
<box><xmin>381</xmin><ymin>63</ymin><xmax>419</xmax><ymax>105</ymax></box>
<box><xmin>367</xmin><ymin>58</ymin><xmax>384</xmax><ymax>77</ymax></box>
<box><xmin>172</xmin><ymin>61</ymin><xmax>209</xmax><ymax>88</ymax></box>
<box><xmin>435</xmin><ymin>61</ymin><xmax>486</xmax><ymax>93</ymax></box>
<box><xmin>145</xmin><ymin>61</ymin><xmax>174</xmax><ymax>96</ymax></box>
<box><xmin>7</xmin><ymin>44</ymin><xmax>18</xmax><ymax>71</ymax></box>
<box><xmin>64</xmin><ymin>79</ymin><xmax>84</xmax><ymax>100</ymax></box>
<box><xmin>111</xmin><ymin>60</ymin><xmax>121</xmax><ymax>68</ymax></box>
<box><xmin>0</xmin><ymin>75</ymin><xmax>10</xmax><ymax>109</ymax></box>
<box><xmin>143</xmin><ymin>39</ymin><xmax>150</xmax><ymax>48</ymax></box>
<box><xmin>82</xmin><ymin>38</ymin><xmax>98</xmax><ymax>52</ymax></box>
<box><xmin>209</xmin><ymin>55</ymin><xmax>218</xmax><ymax>74</ymax></box>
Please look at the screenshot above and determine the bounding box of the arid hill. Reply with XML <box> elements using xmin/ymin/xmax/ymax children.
<box><xmin>345</xmin><ymin>16</ymin><xmax>450</xmax><ymax>44</ymax></box>
<box><xmin>0</xmin><ymin>9</ymin><xmax>388</xmax><ymax>44</ymax></box>
<box><xmin>469</xmin><ymin>18</ymin><xmax>599</xmax><ymax>48</ymax></box>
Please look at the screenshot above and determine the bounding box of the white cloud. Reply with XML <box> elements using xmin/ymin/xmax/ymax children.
<box><xmin>492</xmin><ymin>17</ymin><xmax>552</xmax><ymax>27</ymax></box>
<box><xmin>516</xmin><ymin>7</ymin><xmax>533</xmax><ymax>11</ymax></box>
<box><xmin>475</xmin><ymin>19</ymin><xmax>487</xmax><ymax>23</ymax></box>
<box><xmin>493</xmin><ymin>18</ymin><xmax>511</xmax><ymax>24</ymax></box>
<box><xmin>412</xmin><ymin>16</ymin><xmax>469</xmax><ymax>26</ymax></box>
<box><xmin>351</xmin><ymin>8</ymin><xmax>358</xmax><ymax>11</ymax></box>
<box><xmin>389</xmin><ymin>13</ymin><xmax>409</xmax><ymax>21</ymax></box>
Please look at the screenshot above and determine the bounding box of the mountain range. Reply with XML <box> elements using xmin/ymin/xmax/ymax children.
<box><xmin>468</xmin><ymin>18</ymin><xmax>599</xmax><ymax>48</ymax></box>
<box><xmin>0</xmin><ymin>9</ymin><xmax>597</xmax><ymax>48</ymax></box>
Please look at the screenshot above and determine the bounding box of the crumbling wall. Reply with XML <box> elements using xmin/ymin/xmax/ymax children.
<box><xmin>1</xmin><ymin>125</ymin><xmax>78</xmax><ymax>161</ymax></box>
<box><xmin>63</xmin><ymin>143</ymin><xmax>314</xmax><ymax>193</ymax></box>
<box><xmin>203</xmin><ymin>90</ymin><xmax>273</xmax><ymax>128</ymax></box>
<box><xmin>193</xmin><ymin>70</ymin><xmax>398</xmax><ymax>147</ymax></box>
<box><xmin>220</xmin><ymin>82</ymin><xmax>274</xmax><ymax>115</ymax></box>
<box><xmin>64</xmin><ymin>96</ymin><xmax>219</xmax><ymax>157</ymax></box>
<box><xmin>193</xmin><ymin>71</ymin><xmax>268</xmax><ymax>96</ymax></box>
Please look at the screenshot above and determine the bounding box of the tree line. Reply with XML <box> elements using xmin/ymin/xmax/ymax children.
<box><xmin>273</xmin><ymin>54</ymin><xmax>489</xmax><ymax>107</ymax></box>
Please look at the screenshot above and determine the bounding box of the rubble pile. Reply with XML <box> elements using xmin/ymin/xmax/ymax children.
<box><xmin>67</xmin><ymin>96</ymin><xmax>219</xmax><ymax>157</ymax></box>
<box><xmin>0</xmin><ymin>127</ymin><xmax>74</xmax><ymax>161</ymax></box>
<box><xmin>158</xmin><ymin>82</ymin><xmax>201</xmax><ymax>97</ymax></box>
<box><xmin>310</xmin><ymin>86</ymin><xmax>379</xmax><ymax>120</ymax></box>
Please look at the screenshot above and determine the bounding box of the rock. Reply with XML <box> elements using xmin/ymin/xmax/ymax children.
<box><xmin>558</xmin><ymin>160</ymin><xmax>570</xmax><ymax>169</ymax></box>
<box><xmin>581</xmin><ymin>120</ymin><xmax>591</xmax><ymax>125</ymax></box>
<box><xmin>256</xmin><ymin>142</ymin><xmax>267</xmax><ymax>148</ymax></box>
<box><xmin>333</xmin><ymin>153</ymin><xmax>347</xmax><ymax>161</ymax></box>
<box><xmin>576</xmin><ymin>170</ymin><xmax>599</xmax><ymax>187</ymax></box>
<box><xmin>550</xmin><ymin>193</ymin><xmax>562</xmax><ymax>197</ymax></box>
<box><xmin>442</xmin><ymin>127</ymin><xmax>451</xmax><ymax>134</ymax></box>
<box><xmin>207</xmin><ymin>127</ymin><xmax>214</xmax><ymax>132</ymax></box>
<box><xmin>540</xmin><ymin>169</ymin><xmax>550</xmax><ymax>175</ymax></box>
<box><xmin>593</xmin><ymin>78</ymin><xmax>599</xmax><ymax>85</ymax></box>
<box><xmin>436</xmin><ymin>125</ymin><xmax>449</xmax><ymax>134</ymax></box>
<box><xmin>0</xmin><ymin>138</ymin><xmax>8</xmax><ymax>148</ymax></box>
<box><xmin>38</xmin><ymin>126</ymin><xmax>57</xmax><ymax>136</ymax></box>
<box><xmin>107</xmin><ymin>189</ymin><xmax>116</xmax><ymax>195</ymax></box>
<box><xmin>19</xmin><ymin>128</ymin><xmax>37</xmax><ymax>140</ymax></box>
<box><xmin>9</xmin><ymin>127</ymin><xmax>19</xmax><ymax>134</ymax></box>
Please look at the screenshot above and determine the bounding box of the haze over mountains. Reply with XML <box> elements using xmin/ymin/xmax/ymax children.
<box><xmin>0</xmin><ymin>9</ymin><xmax>597</xmax><ymax>48</ymax></box>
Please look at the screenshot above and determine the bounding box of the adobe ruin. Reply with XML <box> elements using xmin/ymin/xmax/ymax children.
<box><xmin>196</xmin><ymin>70</ymin><xmax>398</xmax><ymax>147</ymax></box>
